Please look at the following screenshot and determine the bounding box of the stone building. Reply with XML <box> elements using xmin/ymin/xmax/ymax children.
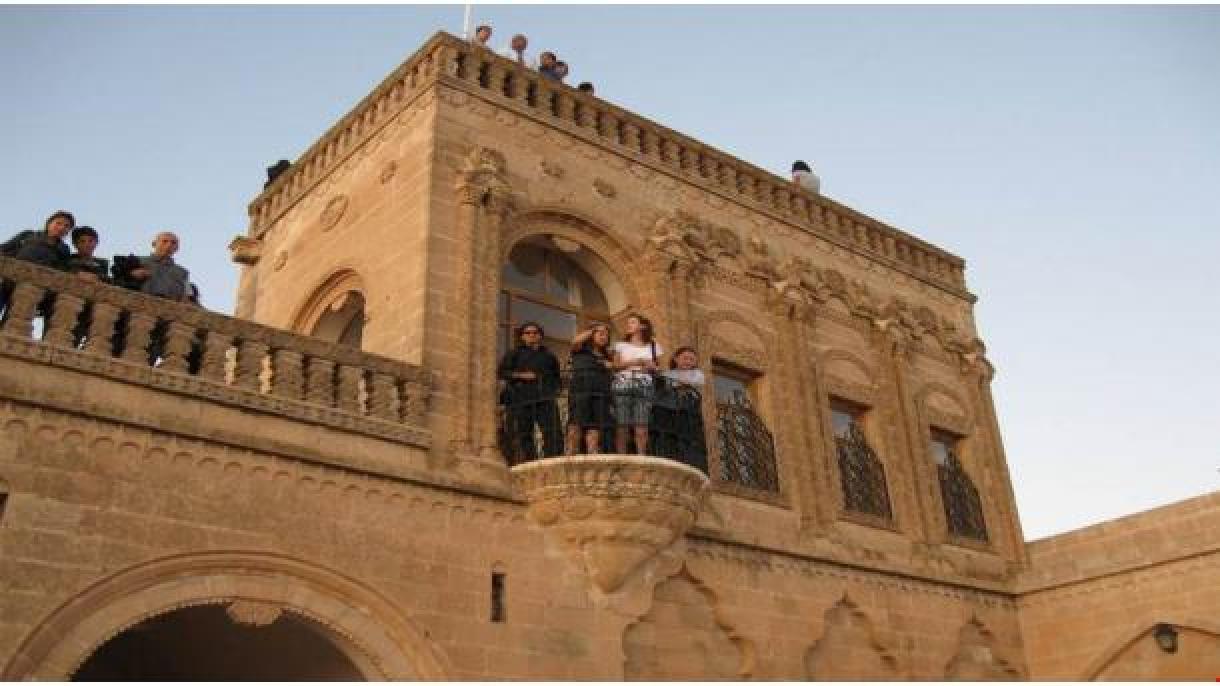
<box><xmin>1</xmin><ymin>31</ymin><xmax>1216</xmax><ymax>680</ymax></box>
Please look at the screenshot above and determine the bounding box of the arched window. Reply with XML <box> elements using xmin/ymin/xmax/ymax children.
<box><xmin>293</xmin><ymin>271</ymin><xmax>366</xmax><ymax>349</ymax></box>
<box><xmin>499</xmin><ymin>238</ymin><xmax>620</xmax><ymax>356</ymax></box>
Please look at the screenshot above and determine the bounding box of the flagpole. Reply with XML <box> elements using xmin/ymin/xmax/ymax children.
<box><xmin>462</xmin><ymin>4</ymin><xmax>472</xmax><ymax>39</ymax></box>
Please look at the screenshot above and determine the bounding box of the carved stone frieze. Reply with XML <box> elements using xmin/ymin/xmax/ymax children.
<box><xmin>226</xmin><ymin>600</ymin><xmax>284</xmax><ymax>627</ymax></box>
<box><xmin>510</xmin><ymin>456</ymin><xmax>709</xmax><ymax>593</ymax></box>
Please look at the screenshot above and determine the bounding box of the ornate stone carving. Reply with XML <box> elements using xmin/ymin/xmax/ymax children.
<box><xmin>593</xmin><ymin>178</ymin><xmax>617</xmax><ymax>199</ymax></box>
<box><xmin>319</xmin><ymin>195</ymin><xmax>349</xmax><ymax>232</ymax></box>
<box><xmin>226</xmin><ymin>600</ymin><xmax>284</xmax><ymax>627</ymax></box>
<box><xmin>511</xmin><ymin>456</ymin><xmax>709</xmax><ymax>593</ymax></box>
<box><xmin>228</xmin><ymin>236</ymin><xmax>263</xmax><ymax>266</ymax></box>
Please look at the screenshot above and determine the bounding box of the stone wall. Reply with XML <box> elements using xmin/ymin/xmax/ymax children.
<box><xmin>1017</xmin><ymin>492</ymin><xmax>1220</xmax><ymax>679</ymax></box>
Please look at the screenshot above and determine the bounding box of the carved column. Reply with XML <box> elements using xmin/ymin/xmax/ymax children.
<box><xmin>875</xmin><ymin>325</ymin><xmax>938</xmax><ymax>544</ymax></box>
<box><xmin>336</xmin><ymin>364</ymin><xmax>365</xmax><ymax>414</ymax></box>
<box><xmin>198</xmin><ymin>331</ymin><xmax>233</xmax><ymax>383</ymax></box>
<box><xmin>306</xmin><ymin>357</ymin><xmax>337</xmax><ymax>407</ymax></box>
<box><xmin>43</xmin><ymin>293</ymin><xmax>85</xmax><ymax>348</ymax></box>
<box><xmin>235</xmin><ymin>339</ymin><xmax>268</xmax><ymax>392</ymax></box>
<box><xmin>271</xmin><ymin>349</ymin><xmax>306</xmax><ymax>400</ymax></box>
<box><xmin>791</xmin><ymin>303</ymin><xmax>838</xmax><ymax>531</ymax></box>
<box><xmin>120</xmin><ymin>312</ymin><xmax>158</xmax><ymax>366</ymax></box>
<box><xmin>472</xmin><ymin>186</ymin><xmax>514</xmax><ymax>455</ymax></box>
<box><xmin>82</xmin><ymin>302</ymin><xmax>121</xmax><ymax>357</ymax></box>
<box><xmin>159</xmin><ymin>321</ymin><xmax>198</xmax><ymax>374</ymax></box>
<box><xmin>0</xmin><ymin>283</ymin><xmax>44</xmax><ymax>338</ymax></box>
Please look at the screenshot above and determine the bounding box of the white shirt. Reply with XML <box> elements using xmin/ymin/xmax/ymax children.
<box><xmin>612</xmin><ymin>341</ymin><xmax>662</xmax><ymax>384</ymax></box>
<box><xmin>794</xmin><ymin>169</ymin><xmax>821</xmax><ymax>195</ymax></box>
<box><xmin>663</xmin><ymin>368</ymin><xmax>706</xmax><ymax>387</ymax></box>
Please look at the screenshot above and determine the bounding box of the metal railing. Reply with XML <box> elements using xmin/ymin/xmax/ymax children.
<box><xmin>835</xmin><ymin>423</ymin><xmax>893</xmax><ymax>520</ymax></box>
<box><xmin>499</xmin><ymin>368</ymin><xmax>708</xmax><ymax>473</ymax></box>
<box><xmin>938</xmin><ymin>450</ymin><xmax>989</xmax><ymax>542</ymax></box>
<box><xmin>715</xmin><ymin>393</ymin><xmax>779</xmax><ymax>493</ymax></box>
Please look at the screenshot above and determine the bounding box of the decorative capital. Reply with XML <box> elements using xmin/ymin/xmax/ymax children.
<box><xmin>511</xmin><ymin>456</ymin><xmax>709</xmax><ymax>593</ymax></box>
<box><xmin>228</xmin><ymin>236</ymin><xmax>263</xmax><ymax>266</ymax></box>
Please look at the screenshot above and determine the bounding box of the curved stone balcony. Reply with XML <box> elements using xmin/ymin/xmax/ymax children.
<box><xmin>511</xmin><ymin>455</ymin><xmax>709</xmax><ymax>593</ymax></box>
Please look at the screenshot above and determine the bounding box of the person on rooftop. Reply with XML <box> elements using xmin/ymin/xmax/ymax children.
<box><xmin>503</xmin><ymin>34</ymin><xmax>531</xmax><ymax>66</ymax></box>
<box><xmin>577</xmin><ymin>82</ymin><xmax>595</xmax><ymax>96</ymax></box>
<box><xmin>538</xmin><ymin>51</ymin><xmax>559</xmax><ymax>80</ymax></box>
<box><xmin>130</xmin><ymin>231</ymin><xmax>190</xmax><ymax>302</ymax></box>
<box><xmin>1</xmin><ymin>210</ymin><xmax>74</xmax><ymax>270</ymax></box>
<box><xmin>472</xmin><ymin>24</ymin><xmax>492</xmax><ymax>47</ymax></box>
<box><xmin>554</xmin><ymin>60</ymin><xmax>569</xmax><ymax>83</ymax></box>
<box><xmin>791</xmin><ymin>160</ymin><xmax>821</xmax><ymax>195</ymax></box>
<box><xmin>66</xmin><ymin>226</ymin><xmax>109</xmax><ymax>281</ymax></box>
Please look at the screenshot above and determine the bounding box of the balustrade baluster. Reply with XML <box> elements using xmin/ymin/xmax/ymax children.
<box><xmin>43</xmin><ymin>293</ymin><xmax>85</xmax><ymax>347</ymax></box>
<box><xmin>337</xmin><ymin>364</ymin><xmax>365</xmax><ymax>414</ymax></box>
<box><xmin>235</xmin><ymin>339</ymin><xmax>269</xmax><ymax>392</ymax></box>
<box><xmin>401</xmin><ymin>378</ymin><xmax>429</xmax><ymax>423</ymax></box>
<box><xmin>120</xmin><ymin>312</ymin><xmax>157</xmax><ymax>366</ymax></box>
<box><xmin>369</xmin><ymin>372</ymin><xmax>399</xmax><ymax>421</ymax></box>
<box><xmin>82</xmin><ymin>302</ymin><xmax>121</xmax><ymax>357</ymax></box>
<box><xmin>0</xmin><ymin>282</ymin><xmax>45</xmax><ymax>338</ymax></box>
<box><xmin>159</xmin><ymin>321</ymin><xmax>198</xmax><ymax>374</ymax></box>
<box><xmin>306</xmin><ymin>357</ymin><xmax>338</xmax><ymax>407</ymax></box>
<box><xmin>198</xmin><ymin>330</ymin><xmax>233</xmax><ymax>383</ymax></box>
<box><xmin>641</xmin><ymin>129</ymin><xmax>659</xmax><ymax>158</ymax></box>
<box><xmin>486</xmin><ymin>62</ymin><xmax>507</xmax><ymax>97</ymax></box>
<box><xmin>623</xmin><ymin>122</ymin><xmax>642</xmax><ymax>153</ymax></box>
<box><xmin>271</xmin><ymin>349</ymin><xmax>306</xmax><ymax>400</ymax></box>
<box><xmin>556</xmin><ymin>91</ymin><xmax>575</xmax><ymax>121</ymax></box>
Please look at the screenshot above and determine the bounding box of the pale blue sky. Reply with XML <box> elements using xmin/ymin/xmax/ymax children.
<box><xmin>2</xmin><ymin>5</ymin><xmax>1217</xmax><ymax>539</ymax></box>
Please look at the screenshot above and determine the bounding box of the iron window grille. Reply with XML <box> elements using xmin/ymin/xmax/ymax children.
<box><xmin>937</xmin><ymin>448</ymin><xmax>989</xmax><ymax>542</ymax></box>
<box><xmin>835</xmin><ymin>422</ymin><xmax>893</xmax><ymax>521</ymax></box>
<box><xmin>715</xmin><ymin>392</ymin><xmax>780</xmax><ymax>493</ymax></box>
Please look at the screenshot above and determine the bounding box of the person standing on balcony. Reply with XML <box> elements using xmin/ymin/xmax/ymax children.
<box><xmin>1</xmin><ymin>210</ymin><xmax>74</xmax><ymax>270</ymax></box>
<box><xmin>612</xmin><ymin>313</ymin><xmax>663</xmax><ymax>455</ymax></box>
<box><xmin>129</xmin><ymin>231</ymin><xmax>190</xmax><ymax>302</ymax></box>
<box><xmin>661</xmin><ymin>347</ymin><xmax>709</xmax><ymax>474</ymax></box>
<box><xmin>791</xmin><ymin>160</ymin><xmax>821</xmax><ymax>195</ymax></box>
<box><xmin>502</xmin><ymin>33</ymin><xmax>532</xmax><ymax>67</ymax></box>
<box><xmin>567</xmin><ymin>323</ymin><xmax>615</xmax><ymax>455</ymax></box>
<box><xmin>472</xmin><ymin>24</ymin><xmax>492</xmax><ymax>47</ymax></box>
<box><xmin>497</xmin><ymin>321</ymin><xmax>562</xmax><ymax>462</ymax></box>
<box><xmin>66</xmin><ymin>226</ymin><xmax>109</xmax><ymax>281</ymax></box>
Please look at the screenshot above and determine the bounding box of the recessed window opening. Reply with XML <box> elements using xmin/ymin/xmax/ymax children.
<box><xmin>712</xmin><ymin>360</ymin><xmax>778</xmax><ymax>493</ymax></box>
<box><xmin>490</xmin><ymin>571</ymin><xmax>506</xmax><ymax>623</ymax></box>
<box><xmin>931</xmin><ymin>427</ymin><xmax>988</xmax><ymax>542</ymax></box>
<box><xmin>830</xmin><ymin>398</ymin><xmax>892</xmax><ymax>521</ymax></box>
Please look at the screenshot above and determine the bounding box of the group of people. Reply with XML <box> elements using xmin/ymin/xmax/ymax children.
<box><xmin>471</xmin><ymin>24</ymin><xmax>596</xmax><ymax>95</ymax></box>
<box><xmin>1</xmin><ymin>209</ymin><xmax>198</xmax><ymax>305</ymax></box>
<box><xmin>497</xmin><ymin>313</ymin><xmax>708</xmax><ymax>473</ymax></box>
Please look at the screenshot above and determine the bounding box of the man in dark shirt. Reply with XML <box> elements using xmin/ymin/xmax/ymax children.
<box><xmin>497</xmin><ymin>321</ymin><xmax>563</xmax><ymax>462</ymax></box>
<box><xmin>0</xmin><ymin>210</ymin><xmax>74</xmax><ymax>270</ymax></box>
<box><xmin>66</xmin><ymin>226</ymin><xmax>109</xmax><ymax>281</ymax></box>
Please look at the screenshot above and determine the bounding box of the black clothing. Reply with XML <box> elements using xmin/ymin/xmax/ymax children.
<box><xmin>497</xmin><ymin>344</ymin><xmax>562</xmax><ymax>461</ymax></box>
<box><xmin>650</xmin><ymin>381</ymin><xmax>708</xmax><ymax>474</ymax></box>
<box><xmin>0</xmin><ymin>230</ymin><xmax>70</xmax><ymax>270</ymax></box>
<box><xmin>567</xmin><ymin>347</ymin><xmax>614</xmax><ymax>431</ymax></box>
<box><xmin>67</xmin><ymin>254</ymin><xmax>110</xmax><ymax>281</ymax></box>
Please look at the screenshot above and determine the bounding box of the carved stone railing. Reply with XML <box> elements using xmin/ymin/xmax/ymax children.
<box><xmin>247</xmin><ymin>31</ymin><xmax>968</xmax><ymax>295</ymax></box>
<box><xmin>0</xmin><ymin>257</ymin><xmax>430</xmax><ymax>447</ymax></box>
<box><xmin>512</xmin><ymin>456</ymin><xmax>709</xmax><ymax>593</ymax></box>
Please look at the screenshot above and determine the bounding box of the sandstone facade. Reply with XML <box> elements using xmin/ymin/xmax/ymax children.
<box><xmin>0</xmin><ymin>31</ymin><xmax>1214</xmax><ymax>679</ymax></box>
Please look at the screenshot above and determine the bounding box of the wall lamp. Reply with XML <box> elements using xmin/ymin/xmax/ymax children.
<box><xmin>1152</xmin><ymin>622</ymin><xmax>1178</xmax><ymax>654</ymax></box>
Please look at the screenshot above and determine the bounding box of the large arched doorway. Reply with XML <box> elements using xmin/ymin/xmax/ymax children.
<box><xmin>73</xmin><ymin>604</ymin><xmax>364</xmax><ymax>681</ymax></box>
<box><xmin>498</xmin><ymin>236</ymin><xmax>625</xmax><ymax>358</ymax></box>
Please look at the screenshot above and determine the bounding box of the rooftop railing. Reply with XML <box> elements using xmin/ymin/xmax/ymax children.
<box><xmin>248</xmin><ymin>31</ymin><xmax>968</xmax><ymax>296</ymax></box>
<box><xmin>0</xmin><ymin>257</ymin><xmax>431</xmax><ymax>448</ymax></box>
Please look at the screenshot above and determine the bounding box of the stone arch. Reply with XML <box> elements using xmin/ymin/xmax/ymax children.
<box><xmin>819</xmin><ymin>349</ymin><xmax>877</xmax><ymax>401</ymax></box>
<box><xmin>805</xmin><ymin>594</ymin><xmax>900</xmax><ymax>680</ymax></box>
<box><xmin>695</xmin><ymin>309</ymin><xmax>771</xmax><ymax>371</ymax></box>
<box><xmin>622</xmin><ymin>565</ymin><xmax>754</xmax><ymax>680</ymax></box>
<box><xmin>943</xmin><ymin>615</ymin><xmax>1021</xmax><ymax>680</ymax></box>
<box><xmin>1082</xmin><ymin>618</ymin><xmax>1220</xmax><ymax>680</ymax></box>
<box><xmin>502</xmin><ymin>207</ymin><xmax>643</xmax><ymax>317</ymax></box>
<box><xmin>290</xmin><ymin>268</ymin><xmax>367</xmax><ymax>346</ymax></box>
<box><xmin>2</xmin><ymin>551</ymin><xmax>450</xmax><ymax>681</ymax></box>
<box><xmin>914</xmin><ymin>381</ymin><xmax>975</xmax><ymax>432</ymax></box>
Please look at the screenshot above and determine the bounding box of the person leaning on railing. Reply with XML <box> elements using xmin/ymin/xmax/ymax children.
<box><xmin>566</xmin><ymin>323</ymin><xmax>615</xmax><ymax>455</ymax></box>
<box><xmin>497</xmin><ymin>321</ymin><xmax>563</xmax><ymax>462</ymax></box>
<box><xmin>660</xmin><ymin>346</ymin><xmax>709</xmax><ymax>474</ymax></box>
<box><xmin>66</xmin><ymin>226</ymin><xmax>110</xmax><ymax>282</ymax></box>
<box><xmin>1</xmin><ymin>209</ymin><xmax>75</xmax><ymax>321</ymax></box>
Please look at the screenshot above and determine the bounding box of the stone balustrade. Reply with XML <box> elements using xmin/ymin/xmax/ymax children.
<box><xmin>0</xmin><ymin>257</ymin><xmax>430</xmax><ymax>447</ymax></box>
<box><xmin>247</xmin><ymin>31</ymin><xmax>967</xmax><ymax>295</ymax></box>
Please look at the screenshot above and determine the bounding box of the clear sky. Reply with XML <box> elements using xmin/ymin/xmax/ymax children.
<box><xmin>2</xmin><ymin>5</ymin><xmax>1217</xmax><ymax>540</ymax></box>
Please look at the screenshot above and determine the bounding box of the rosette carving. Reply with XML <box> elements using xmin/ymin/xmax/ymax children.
<box><xmin>511</xmin><ymin>456</ymin><xmax>709</xmax><ymax>593</ymax></box>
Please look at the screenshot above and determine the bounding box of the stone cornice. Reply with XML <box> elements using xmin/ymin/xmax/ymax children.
<box><xmin>247</xmin><ymin>31</ymin><xmax>972</xmax><ymax>300</ymax></box>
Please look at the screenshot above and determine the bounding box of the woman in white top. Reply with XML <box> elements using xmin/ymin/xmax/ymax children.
<box><xmin>611</xmin><ymin>313</ymin><xmax>662</xmax><ymax>455</ymax></box>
